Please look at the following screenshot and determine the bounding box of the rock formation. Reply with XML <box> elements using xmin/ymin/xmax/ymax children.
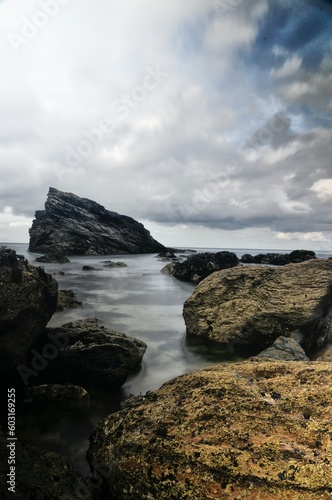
<box><xmin>88</xmin><ymin>360</ymin><xmax>332</xmax><ymax>500</ymax></box>
<box><xmin>29</xmin><ymin>187</ymin><xmax>166</xmax><ymax>255</ymax></box>
<box><xmin>0</xmin><ymin>248</ymin><xmax>58</xmax><ymax>376</ymax></box>
<box><xmin>183</xmin><ymin>259</ymin><xmax>332</xmax><ymax>354</ymax></box>
<box><xmin>37</xmin><ymin>318</ymin><xmax>147</xmax><ymax>389</ymax></box>
<box><xmin>162</xmin><ymin>251</ymin><xmax>239</xmax><ymax>283</ymax></box>
<box><xmin>240</xmin><ymin>249</ymin><xmax>316</xmax><ymax>265</ymax></box>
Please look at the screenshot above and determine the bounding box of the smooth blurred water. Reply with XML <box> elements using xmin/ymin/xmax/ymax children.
<box><xmin>4</xmin><ymin>243</ymin><xmax>332</xmax><ymax>475</ymax></box>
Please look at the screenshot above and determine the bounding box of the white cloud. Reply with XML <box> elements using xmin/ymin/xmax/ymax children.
<box><xmin>310</xmin><ymin>179</ymin><xmax>332</xmax><ymax>201</ymax></box>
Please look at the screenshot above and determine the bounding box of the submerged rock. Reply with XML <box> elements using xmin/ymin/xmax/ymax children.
<box><xmin>35</xmin><ymin>253</ymin><xmax>70</xmax><ymax>263</ymax></box>
<box><xmin>101</xmin><ymin>260</ymin><xmax>128</xmax><ymax>268</ymax></box>
<box><xmin>38</xmin><ymin>319</ymin><xmax>147</xmax><ymax>389</ymax></box>
<box><xmin>88</xmin><ymin>360</ymin><xmax>332</xmax><ymax>500</ymax></box>
<box><xmin>0</xmin><ymin>248</ymin><xmax>58</xmax><ymax>376</ymax></box>
<box><xmin>240</xmin><ymin>249</ymin><xmax>316</xmax><ymax>265</ymax></box>
<box><xmin>162</xmin><ymin>251</ymin><xmax>239</xmax><ymax>283</ymax></box>
<box><xmin>183</xmin><ymin>259</ymin><xmax>332</xmax><ymax>354</ymax></box>
<box><xmin>29</xmin><ymin>187</ymin><xmax>166</xmax><ymax>255</ymax></box>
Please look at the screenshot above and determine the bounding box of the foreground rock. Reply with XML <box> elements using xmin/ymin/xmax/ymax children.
<box><xmin>36</xmin><ymin>319</ymin><xmax>147</xmax><ymax>389</ymax></box>
<box><xmin>183</xmin><ymin>259</ymin><xmax>332</xmax><ymax>354</ymax></box>
<box><xmin>0</xmin><ymin>430</ymin><xmax>96</xmax><ymax>499</ymax></box>
<box><xmin>88</xmin><ymin>360</ymin><xmax>332</xmax><ymax>500</ymax></box>
<box><xmin>240</xmin><ymin>249</ymin><xmax>316</xmax><ymax>265</ymax></box>
<box><xmin>0</xmin><ymin>248</ymin><xmax>58</xmax><ymax>376</ymax></box>
<box><xmin>29</xmin><ymin>187</ymin><xmax>166</xmax><ymax>255</ymax></box>
<box><xmin>162</xmin><ymin>251</ymin><xmax>239</xmax><ymax>283</ymax></box>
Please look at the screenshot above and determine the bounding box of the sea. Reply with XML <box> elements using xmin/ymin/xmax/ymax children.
<box><xmin>3</xmin><ymin>243</ymin><xmax>332</xmax><ymax>475</ymax></box>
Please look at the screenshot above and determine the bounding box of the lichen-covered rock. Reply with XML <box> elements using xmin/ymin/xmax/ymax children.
<box><xmin>88</xmin><ymin>361</ymin><xmax>332</xmax><ymax>500</ymax></box>
<box><xmin>29</xmin><ymin>187</ymin><xmax>166</xmax><ymax>255</ymax></box>
<box><xmin>183</xmin><ymin>259</ymin><xmax>332</xmax><ymax>354</ymax></box>
<box><xmin>252</xmin><ymin>336</ymin><xmax>310</xmax><ymax>361</ymax></box>
<box><xmin>0</xmin><ymin>430</ymin><xmax>96</xmax><ymax>500</ymax></box>
<box><xmin>162</xmin><ymin>251</ymin><xmax>239</xmax><ymax>283</ymax></box>
<box><xmin>0</xmin><ymin>248</ymin><xmax>58</xmax><ymax>375</ymax></box>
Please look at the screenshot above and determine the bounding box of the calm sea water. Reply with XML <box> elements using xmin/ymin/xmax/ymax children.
<box><xmin>4</xmin><ymin>243</ymin><xmax>332</xmax><ymax>475</ymax></box>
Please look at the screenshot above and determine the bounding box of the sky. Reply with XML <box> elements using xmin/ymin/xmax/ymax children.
<box><xmin>0</xmin><ymin>0</ymin><xmax>332</xmax><ymax>251</ymax></box>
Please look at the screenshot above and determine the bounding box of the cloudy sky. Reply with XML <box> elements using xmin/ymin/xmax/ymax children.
<box><xmin>1</xmin><ymin>0</ymin><xmax>332</xmax><ymax>250</ymax></box>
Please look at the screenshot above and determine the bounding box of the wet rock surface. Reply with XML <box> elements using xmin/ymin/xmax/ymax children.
<box><xmin>162</xmin><ymin>251</ymin><xmax>239</xmax><ymax>283</ymax></box>
<box><xmin>88</xmin><ymin>360</ymin><xmax>332</xmax><ymax>500</ymax></box>
<box><xmin>183</xmin><ymin>259</ymin><xmax>332</xmax><ymax>354</ymax></box>
<box><xmin>0</xmin><ymin>248</ymin><xmax>58</xmax><ymax>376</ymax></box>
<box><xmin>29</xmin><ymin>187</ymin><xmax>166</xmax><ymax>255</ymax></box>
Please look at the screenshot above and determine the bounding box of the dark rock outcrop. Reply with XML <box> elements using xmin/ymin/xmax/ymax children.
<box><xmin>56</xmin><ymin>289</ymin><xmax>82</xmax><ymax>311</ymax></box>
<box><xmin>29</xmin><ymin>187</ymin><xmax>166</xmax><ymax>255</ymax></box>
<box><xmin>0</xmin><ymin>248</ymin><xmax>58</xmax><ymax>376</ymax></box>
<box><xmin>252</xmin><ymin>336</ymin><xmax>310</xmax><ymax>361</ymax></box>
<box><xmin>183</xmin><ymin>259</ymin><xmax>332</xmax><ymax>354</ymax></box>
<box><xmin>240</xmin><ymin>249</ymin><xmax>316</xmax><ymax>265</ymax></box>
<box><xmin>35</xmin><ymin>253</ymin><xmax>70</xmax><ymax>263</ymax></box>
<box><xmin>0</xmin><ymin>430</ymin><xmax>96</xmax><ymax>500</ymax></box>
<box><xmin>36</xmin><ymin>319</ymin><xmax>147</xmax><ymax>389</ymax></box>
<box><xmin>162</xmin><ymin>251</ymin><xmax>239</xmax><ymax>283</ymax></box>
<box><xmin>88</xmin><ymin>360</ymin><xmax>332</xmax><ymax>500</ymax></box>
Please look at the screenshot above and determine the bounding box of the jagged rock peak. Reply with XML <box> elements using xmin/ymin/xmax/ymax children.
<box><xmin>29</xmin><ymin>187</ymin><xmax>166</xmax><ymax>255</ymax></box>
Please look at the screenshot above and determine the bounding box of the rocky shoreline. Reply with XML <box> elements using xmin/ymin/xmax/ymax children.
<box><xmin>1</xmin><ymin>246</ymin><xmax>332</xmax><ymax>499</ymax></box>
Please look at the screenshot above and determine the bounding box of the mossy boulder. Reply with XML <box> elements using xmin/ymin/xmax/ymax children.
<box><xmin>183</xmin><ymin>259</ymin><xmax>332</xmax><ymax>354</ymax></box>
<box><xmin>88</xmin><ymin>360</ymin><xmax>332</xmax><ymax>499</ymax></box>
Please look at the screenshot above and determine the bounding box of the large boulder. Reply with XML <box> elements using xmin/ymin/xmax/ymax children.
<box><xmin>183</xmin><ymin>259</ymin><xmax>332</xmax><ymax>354</ymax></box>
<box><xmin>0</xmin><ymin>248</ymin><xmax>58</xmax><ymax>375</ymax></box>
<box><xmin>240</xmin><ymin>249</ymin><xmax>316</xmax><ymax>265</ymax></box>
<box><xmin>162</xmin><ymin>251</ymin><xmax>239</xmax><ymax>283</ymax></box>
<box><xmin>29</xmin><ymin>187</ymin><xmax>166</xmax><ymax>255</ymax></box>
<box><xmin>32</xmin><ymin>318</ymin><xmax>147</xmax><ymax>389</ymax></box>
<box><xmin>0</xmin><ymin>430</ymin><xmax>97</xmax><ymax>499</ymax></box>
<box><xmin>88</xmin><ymin>360</ymin><xmax>332</xmax><ymax>500</ymax></box>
